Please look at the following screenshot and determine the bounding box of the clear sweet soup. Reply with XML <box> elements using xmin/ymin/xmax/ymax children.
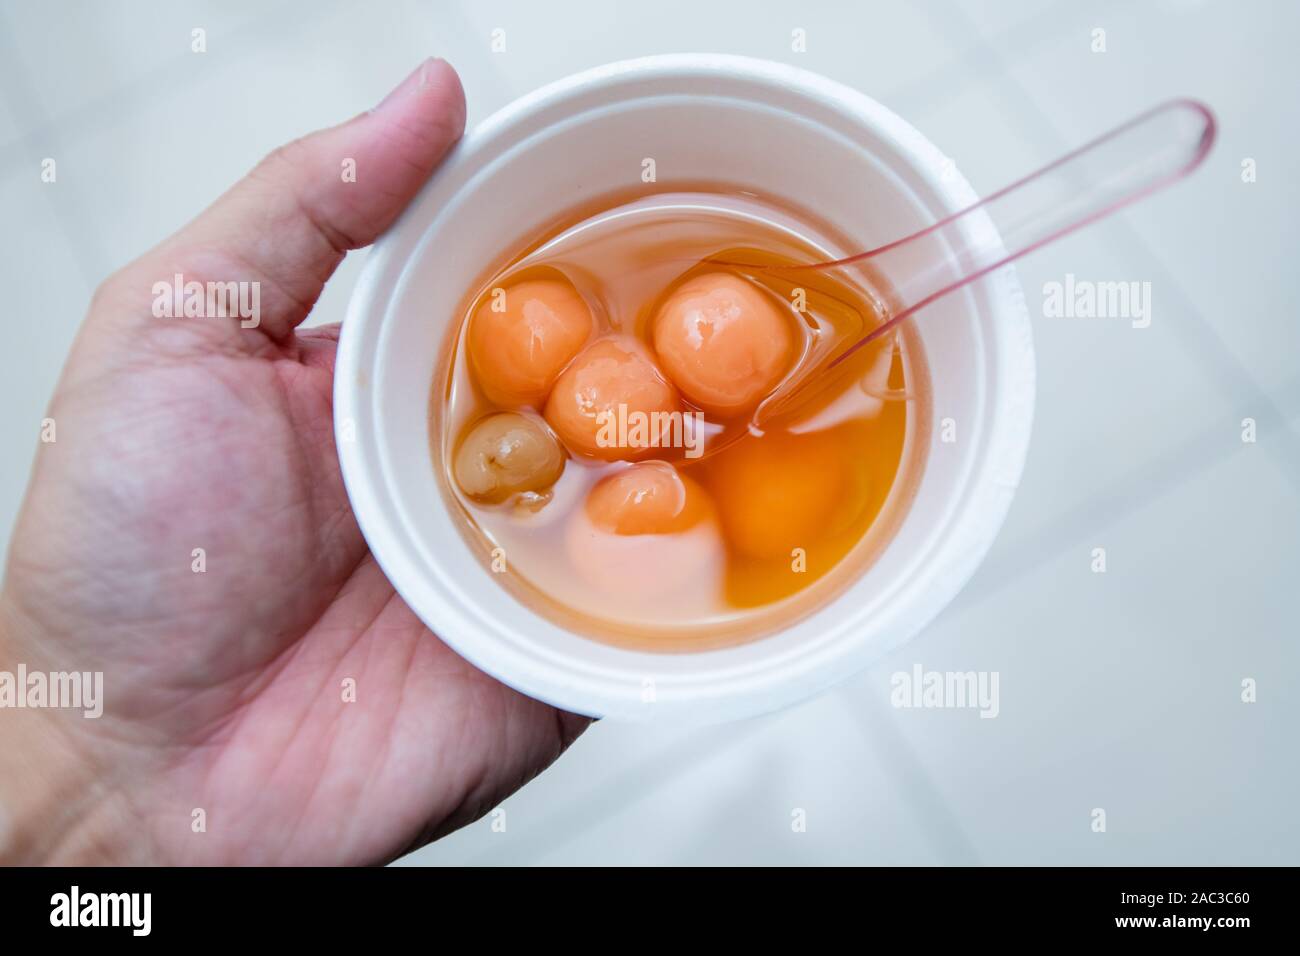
<box><xmin>431</xmin><ymin>188</ymin><xmax>928</xmax><ymax>651</ymax></box>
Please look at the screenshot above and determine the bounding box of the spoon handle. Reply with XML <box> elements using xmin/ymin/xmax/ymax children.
<box><xmin>823</xmin><ymin>99</ymin><xmax>1216</xmax><ymax>368</ymax></box>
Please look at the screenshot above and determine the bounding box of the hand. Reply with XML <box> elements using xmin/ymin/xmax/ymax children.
<box><xmin>0</xmin><ymin>59</ymin><xmax>588</xmax><ymax>865</ymax></box>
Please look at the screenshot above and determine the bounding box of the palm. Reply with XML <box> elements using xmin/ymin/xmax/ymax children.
<box><xmin>6</xmin><ymin>317</ymin><xmax>578</xmax><ymax>864</ymax></box>
<box><xmin>0</xmin><ymin>60</ymin><xmax>585</xmax><ymax>865</ymax></box>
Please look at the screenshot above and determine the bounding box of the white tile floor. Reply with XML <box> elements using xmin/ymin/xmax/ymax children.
<box><xmin>2</xmin><ymin>0</ymin><xmax>1296</xmax><ymax>865</ymax></box>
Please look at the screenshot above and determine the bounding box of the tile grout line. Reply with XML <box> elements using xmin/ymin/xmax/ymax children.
<box><xmin>932</xmin><ymin>0</ymin><xmax>1300</xmax><ymax>495</ymax></box>
<box><xmin>0</xmin><ymin>8</ymin><xmax>106</xmax><ymax>292</ymax></box>
<box><xmin>406</xmin><ymin>0</ymin><xmax>516</xmax><ymax>114</ymax></box>
<box><xmin>452</xmin><ymin>718</ymin><xmax>778</xmax><ymax>865</ymax></box>
<box><xmin>840</xmin><ymin>0</ymin><xmax>1125</xmax><ymax>870</ymax></box>
<box><xmin>947</xmin><ymin>369</ymin><xmax>1300</xmax><ymax>620</ymax></box>
<box><xmin>832</xmin><ymin>686</ymin><xmax>984</xmax><ymax>864</ymax></box>
<box><xmin>0</xmin><ymin>1</ymin><xmax>352</xmax><ymax>289</ymax></box>
<box><xmin>0</xmin><ymin>0</ymin><xmax>350</xmax><ymax>170</ymax></box>
<box><xmin>861</xmin><ymin>0</ymin><xmax>1299</xmax><ymax>858</ymax></box>
<box><xmin>898</xmin><ymin>0</ymin><xmax>1300</xmax><ymax>623</ymax></box>
<box><xmin>886</xmin><ymin>0</ymin><xmax>1079</xmax><ymax>117</ymax></box>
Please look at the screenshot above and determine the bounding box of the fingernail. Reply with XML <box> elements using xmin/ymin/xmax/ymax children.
<box><xmin>375</xmin><ymin>58</ymin><xmax>439</xmax><ymax>112</ymax></box>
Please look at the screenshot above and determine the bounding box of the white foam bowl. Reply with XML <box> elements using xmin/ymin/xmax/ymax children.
<box><xmin>335</xmin><ymin>54</ymin><xmax>1035</xmax><ymax>723</ymax></box>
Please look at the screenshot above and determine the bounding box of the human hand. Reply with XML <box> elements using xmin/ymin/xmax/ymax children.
<box><xmin>0</xmin><ymin>59</ymin><xmax>588</xmax><ymax>865</ymax></box>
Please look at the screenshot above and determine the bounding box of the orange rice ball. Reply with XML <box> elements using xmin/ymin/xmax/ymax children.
<box><xmin>584</xmin><ymin>461</ymin><xmax>711</xmax><ymax>535</ymax></box>
<box><xmin>565</xmin><ymin>462</ymin><xmax>722</xmax><ymax>600</ymax></box>
<box><xmin>543</xmin><ymin>338</ymin><xmax>680</xmax><ymax>460</ymax></box>
<box><xmin>651</xmin><ymin>271</ymin><xmax>795</xmax><ymax>416</ymax></box>
<box><xmin>467</xmin><ymin>275</ymin><xmax>593</xmax><ymax>407</ymax></box>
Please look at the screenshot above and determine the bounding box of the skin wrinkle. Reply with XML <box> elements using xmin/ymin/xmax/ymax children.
<box><xmin>140</xmin><ymin>523</ymin><xmax>365</xmax><ymax>733</ymax></box>
<box><xmin>377</xmin><ymin>66</ymin><xmax>467</xmax><ymax>153</ymax></box>
<box><xmin>423</xmin><ymin>684</ymin><xmax>501</xmax><ymax>846</ymax></box>
<box><xmin>155</xmin><ymin>357</ymin><xmax>346</xmax><ymax>660</ymax></box>
<box><xmin>424</xmin><ymin>687</ymin><xmax>574</xmax><ymax>850</ymax></box>
<box><xmin>287</xmin><ymin>593</ymin><xmax>427</xmax><ymax>863</ymax></box>
<box><xmin>244</xmin><ymin>148</ymin><xmax>355</xmax><ymax>260</ymax></box>
<box><xmin>131</xmin><ymin>314</ymin><xmax>284</xmax><ymax>367</ymax></box>
<box><xmin>203</xmin><ymin>241</ymin><xmax>329</xmax><ymax>337</ymax></box>
<box><xmin>172</xmin><ymin>231</ymin><xmax>327</xmax><ymax>336</ymax></box>
<box><xmin>341</xmin><ymin>605</ymin><xmax>424</xmax><ymax>859</ymax></box>
<box><xmin>194</xmin><ymin>547</ymin><xmax>383</xmax><ymax>747</ymax></box>
<box><xmin>310</xmin><ymin>164</ymin><xmax>398</xmax><ymax>249</ymax></box>
<box><xmin>121</xmin><ymin>665</ymin><xmax>267</xmax><ymax>746</ymax></box>
<box><xmin>13</xmin><ymin>327</ymin><xmax>366</xmax><ymax>806</ymax></box>
<box><xmin>216</xmin><ymin>569</ymin><xmax>397</xmax><ymax>862</ymax></box>
<box><xmin>281</xmin><ymin>171</ymin><xmax>365</xmax><ymax>259</ymax></box>
<box><xmin>8</xmin><ymin>377</ymin><xmax>260</xmax><ymax>616</ymax></box>
<box><xmin>22</xmin><ymin>445</ymin><xmax>293</xmax><ymax>655</ymax></box>
<box><xmin>390</xmin><ymin>647</ymin><xmax>577</xmax><ymax>859</ymax></box>
<box><xmin>0</xmin><ymin>637</ymin><xmax>152</xmax><ymax>862</ymax></box>
<box><xmin>262</xmin><ymin>667</ymin><xmax>363</xmax><ymax>862</ymax></box>
<box><xmin>185</xmin><ymin>614</ymin><xmax>335</xmax><ymax>788</ymax></box>
<box><xmin>278</xmin><ymin>389</ymin><xmax>359</xmax><ymax>577</ymax></box>
<box><xmin>371</xmin><ymin>120</ymin><xmax>455</xmax><ymax>185</ymax></box>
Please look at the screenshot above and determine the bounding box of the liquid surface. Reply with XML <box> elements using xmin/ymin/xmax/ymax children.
<box><xmin>434</xmin><ymin>190</ymin><xmax>927</xmax><ymax>650</ymax></box>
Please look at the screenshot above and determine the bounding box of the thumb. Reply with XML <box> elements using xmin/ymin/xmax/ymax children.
<box><xmin>101</xmin><ymin>58</ymin><xmax>465</xmax><ymax>345</ymax></box>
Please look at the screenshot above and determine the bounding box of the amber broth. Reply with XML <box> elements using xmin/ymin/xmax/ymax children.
<box><xmin>431</xmin><ymin>186</ymin><xmax>929</xmax><ymax>651</ymax></box>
